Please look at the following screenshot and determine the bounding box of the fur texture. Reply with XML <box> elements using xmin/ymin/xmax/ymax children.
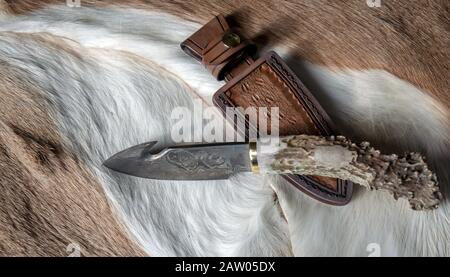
<box><xmin>0</xmin><ymin>1</ymin><xmax>448</xmax><ymax>256</ymax></box>
<box><xmin>0</xmin><ymin>32</ymin><xmax>144</xmax><ymax>256</ymax></box>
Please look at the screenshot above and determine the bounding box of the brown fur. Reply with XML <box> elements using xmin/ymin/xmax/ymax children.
<box><xmin>0</xmin><ymin>53</ymin><xmax>145</xmax><ymax>256</ymax></box>
<box><xmin>0</xmin><ymin>0</ymin><xmax>448</xmax><ymax>256</ymax></box>
<box><xmin>3</xmin><ymin>0</ymin><xmax>449</xmax><ymax>113</ymax></box>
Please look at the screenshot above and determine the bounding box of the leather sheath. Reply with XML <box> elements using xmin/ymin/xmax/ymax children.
<box><xmin>181</xmin><ymin>15</ymin><xmax>353</xmax><ymax>205</ymax></box>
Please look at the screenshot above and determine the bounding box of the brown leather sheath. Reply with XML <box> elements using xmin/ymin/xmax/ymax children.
<box><xmin>181</xmin><ymin>15</ymin><xmax>353</xmax><ymax>205</ymax></box>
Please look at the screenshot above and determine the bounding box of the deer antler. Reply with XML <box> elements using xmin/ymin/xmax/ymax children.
<box><xmin>260</xmin><ymin>135</ymin><xmax>442</xmax><ymax>210</ymax></box>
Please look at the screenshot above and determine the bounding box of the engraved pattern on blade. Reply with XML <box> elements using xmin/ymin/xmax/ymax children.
<box><xmin>166</xmin><ymin>149</ymin><xmax>230</xmax><ymax>172</ymax></box>
<box><xmin>104</xmin><ymin>142</ymin><xmax>251</xmax><ymax>180</ymax></box>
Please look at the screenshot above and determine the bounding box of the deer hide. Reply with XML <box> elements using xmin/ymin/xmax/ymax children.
<box><xmin>0</xmin><ymin>1</ymin><xmax>448</xmax><ymax>256</ymax></box>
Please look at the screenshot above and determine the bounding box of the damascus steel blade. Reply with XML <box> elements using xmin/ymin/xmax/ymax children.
<box><xmin>103</xmin><ymin>141</ymin><xmax>251</xmax><ymax>180</ymax></box>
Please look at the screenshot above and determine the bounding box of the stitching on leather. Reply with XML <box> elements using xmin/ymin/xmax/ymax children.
<box><xmin>269</xmin><ymin>55</ymin><xmax>333</xmax><ymax>134</ymax></box>
<box><xmin>261</xmin><ymin>64</ymin><xmax>320</xmax><ymax>134</ymax></box>
<box><xmin>214</xmin><ymin>55</ymin><xmax>350</xmax><ymax>201</ymax></box>
<box><xmin>266</xmin><ymin>55</ymin><xmax>350</xmax><ymax>199</ymax></box>
<box><xmin>298</xmin><ymin>176</ymin><xmax>347</xmax><ymax>199</ymax></box>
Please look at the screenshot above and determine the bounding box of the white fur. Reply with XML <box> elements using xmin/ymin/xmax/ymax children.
<box><xmin>0</xmin><ymin>6</ymin><xmax>448</xmax><ymax>256</ymax></box>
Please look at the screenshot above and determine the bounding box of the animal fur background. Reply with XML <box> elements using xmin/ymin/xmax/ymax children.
<box><xmin>0</xmin><ymin>0</ymin><xmax>448</xmax><ymax>256</ymax></box>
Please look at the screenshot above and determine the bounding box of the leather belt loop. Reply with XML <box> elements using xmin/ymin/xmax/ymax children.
<box><xmin>202</xmin><ymin>38</ymin><xmax>254</xmax><ymax>80</ymax></box>
<box><xmin>180</xmin><ymin>14</ymin><xmax>256</xmax><ymax>81</ymax></box>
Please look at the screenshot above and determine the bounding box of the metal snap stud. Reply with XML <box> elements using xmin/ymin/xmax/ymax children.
<box><xmin>222</xmin><ymin>32</ymin><xmax>241</xmax><ymax>48</ymax></box>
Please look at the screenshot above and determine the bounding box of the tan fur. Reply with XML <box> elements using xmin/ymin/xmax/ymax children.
<box><xmin>0</xmin><ymin>38</ymin><xmax>144</xmax><ymax>256</ymax></box>
<box><xmin>0</xmin><ymin>0</ymin><xmax>448</xmax><ymax>256</ymax></box>
<box><xmin>4</xmin><ymin>0</ymin><xmax>449</xmax><ymax>114</ymax></box>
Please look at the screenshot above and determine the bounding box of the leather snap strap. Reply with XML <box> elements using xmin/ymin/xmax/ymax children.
<box><xmin>180</xmin><ymin>15</ymin><xmax>256</xmax><ymax>80</ymax></box>
<box><xmin>202</xmin><ymin>35</ymin><xmax>255</xmax><ymax>80</ymax></box>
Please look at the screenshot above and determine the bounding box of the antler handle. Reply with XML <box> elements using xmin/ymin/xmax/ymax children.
<box><xmin>257</xmin><ymin>135</ymin><xmax>442</xmax><ymax>210</ymax></box>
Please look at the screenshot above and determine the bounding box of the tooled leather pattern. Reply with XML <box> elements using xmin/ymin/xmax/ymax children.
<box><xmin>225</xmin><ymin>63</ymin><xmax>320</xmax><ymax>136</ymax></box>
<box><xmin>268</xmin><ymin>54</ymin><xmax>333</xmax><ymax>135</ymax></box>
<box><xmin>217</xmin><ymin>54</ymin><xmax>349</xmax><ymax>198</ymax></box>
